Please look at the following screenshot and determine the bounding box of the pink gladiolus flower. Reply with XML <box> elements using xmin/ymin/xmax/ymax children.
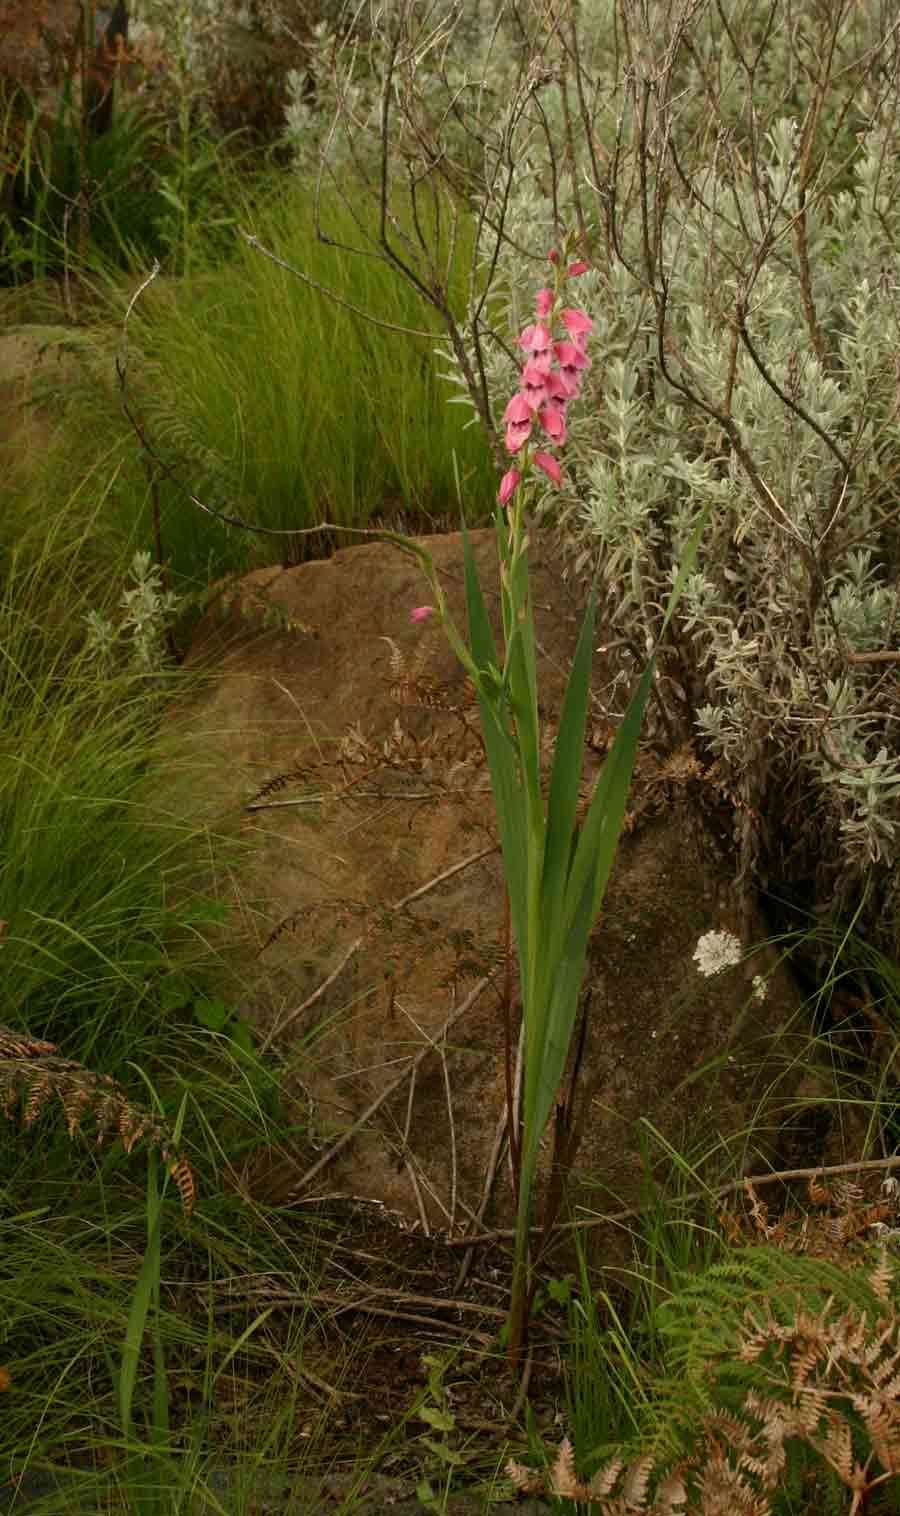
<box><xmin>539</xmin><ymin>402</ymin><xmax>566</xmax><ymax>446</ymax></box>
<box><xmin>504</xmin><ymin>390</ymin><xmax>534</xmax><ymax>453</ymax></box>
<box><xmin>554</xmin><ymin>340</ymin><xmax>591</xmax><ymax>396</ymax></box>
<box><xmin>561</xmin><ymin>307</ymin><xmax>594</xmax><ymax>343</ymax></box>
<box><xmin>567</xmin><ymin>260</ymin><xmax>590</xmax><ymax>276</ymax></box>
<box><xmin>519</xmin><ymin>357</ymin><xmax>550</xmax><ymax>413</ymax></box>
<box><xmin>544</xmin><ymin>370</ymin><xmax>570</xmax><ymax>406</ymax></box>
<box><xmin>535</xmin><ymin>287</ymin><xmax>554</xmax><ymax>318</ymax></box>
<box><xmin>506</xmin><ymin>422</ymin><xmax>532</xmax><ymax>453</ymax></box>
<box><xmin>410</xmin><ymin>605</ymin><xmax>435</xmax><ymax>625</ymax></box>
<box><xmin>533</xmin><ymin>451</ymin><xmax>562</xmax><ymax>485</ymax></box>
<box><xmin>498</xmin><ymin>468</ymin><xmax>521</xmax><ymax>506</ymax></box>
<box><xmin>504</xmin><ymin>393</ymin><xmax>532</xmax><ymax>425</ymax></box>
<box><xmin>518</xmin><ymin>323</ymin><xmax>552</xmax><ymax>362</ymax></box>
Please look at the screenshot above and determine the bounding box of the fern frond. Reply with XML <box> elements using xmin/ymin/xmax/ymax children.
<box><xmin>870</xmin><ymin>1249</ymin><xmax>894</xmax><ymax>1303</ymax></box>
<box><xmin>245</xmin><ymin>762</ymin><xmax>312</xmax><ymax>807</ymax></box>
<box><xmin>0</xmin><ymin>1026</ymin><xmax>195</xmax><ymax>1212</ymax></box>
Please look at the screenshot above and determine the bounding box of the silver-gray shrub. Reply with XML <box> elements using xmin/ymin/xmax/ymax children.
<box><xmin>300</xmin><ymin>0</ymin><xmax>900</xmax><ymax>943</ymax></box>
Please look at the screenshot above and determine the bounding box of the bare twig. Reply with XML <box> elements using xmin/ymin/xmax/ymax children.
<box><xmin>259</xmin><ymin>845</ymin><xmax>497</xmax><ymax>1053</ymax></box>
<box><xmin>289</xmin><ymin>972</ymin><xmax>497</xmax><ymax>1196</ymax></box>
<box><xmin>439</xmin><ymin>1152</ymin><xmax>900</xmax><ymax>1249</ymax></box>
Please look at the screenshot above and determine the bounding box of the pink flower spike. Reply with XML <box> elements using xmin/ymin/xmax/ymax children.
<box><xmin>535</xmin><ymin>287</ymin><xmax>554</xmax><ymax>318</ymax></box>
<box><xmin>533</xmin><ymin>451</ymin><xmax>562</xmax><ymax>485</ymax></box>
<box><xmin>410</xmin><ymin>605</ymin><xmax>435</xmax><ymax>625</ymax></box>
<box><xmin>498</xmin><ymin>468</ymin><xmax>521</xmax><ymax>506</ymax></box>
<box><xmin>567</xmin><ymin>260</ymin><xmax>590</xmax><ymax>276</ymax></box>
<box><xmin>538</xmin><ymin>402</ymin><xmax>567</xmax><ymax>446</ymax></box>
<box><xmin>561</xmin><ymin>307</ymin><xmax>594</xmax><ymax>341</ymax></box>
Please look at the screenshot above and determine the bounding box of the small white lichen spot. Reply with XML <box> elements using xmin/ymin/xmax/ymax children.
<box><xmin>693</xmin><ymin>929</ymin><xmax>742</xmax><ymax>977</ymax></box>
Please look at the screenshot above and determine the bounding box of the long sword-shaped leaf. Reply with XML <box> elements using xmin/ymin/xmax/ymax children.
<box><xmin>533</xmin><ymin>585</ymin><xmax>598</xmax><ymax>1019</ymax></box>
<box><xmin>561</xmin><ymin>506</ymin><xmax>710</xmax><ymax>948</ymax></box>
<box><xmin>563</xmin><ymin>659</ymin><xmax>654</xmax><ymax>948</ymax></box>
<box><xmin>462</xmin><ymin>522</ymin><xmax>530</xmax><ymax>975</ymax></box>
<box><xmin>520</xmin><ymin>869</ymin><xmax>595</xmax><ymax>1188</ymax></box>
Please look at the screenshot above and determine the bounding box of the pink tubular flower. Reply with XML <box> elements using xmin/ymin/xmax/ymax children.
<box><xmin>533</xmin><ymin>451</ymin><xmax>562</xmax><ymax>485</ymax></box>
<box><xmin>538</xmin><ymin>401</ymin><xmax>566</xmax><ymax>446</ymax></box>
<box><xmin>504</xmin><ymin>391</ymin><xmax>533</xmax><ymax>453</ymax></box>
<box><xmin>535</xmin><ymin>287</ymin><xmax>554</xmax><ymax>318</ymax></box>
<box><xmin>498</xmin><ymin>468</ymin><xmax>521</xmax><ymax>506</ymax></box>
<box><xmin>567</xmin><ymin>260</ymin><xmax>590</xmax><ymax>277</ymax></box>
<box><xmin>544</xmin><ymin>370</ymin><xmax>570</xmax><ymax>407</ymax></box>
<box><xmin>410</xmin><ymin>605</ymin><xmax>435</xmax><ymax>625</ymax></box>
<box><xmin>519</xmin><ymin>357</ymin><xmax>550</xmax><ymax>413</ymax></box>
<box><xmin>561</xmin><ymin>307</ymin><xmax>594</xmax><ymax>345</ymax></box>
<box><xmin>517</xmin><ymin>323</ymin><xmax>552</xmax><ymax>363</ymax></box>
<box><xmin>554</xmin><ymin>340</ymin><xmax>591</xmax><ymax>397</ymax></box>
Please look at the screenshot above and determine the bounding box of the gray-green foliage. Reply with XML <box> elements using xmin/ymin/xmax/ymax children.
<box><xmin>84</xmin><ymin>550</ymin><xmax>180</xmax><ymax>674</ymax></box>
<box><xmin>310</xmin><ymin>0</ymin><xmax>900</xmax><ymax>935</ymax></box>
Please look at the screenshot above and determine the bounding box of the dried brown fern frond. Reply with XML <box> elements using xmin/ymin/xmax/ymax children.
<box><xmin>509</xmin><ymin>1253</ymin><xmax>900</xmax><ymax>1514</ymax></box>
<box><xmin>0</xmin><ymin>1026</ymin><xmax>195</xmax><ymax>1213</ymax></box>
<box><xmin>722</xmin><ymin>1172</ymin><xmax>897</xmax><ymax>1261</ymax></box>
<box><xmin>245</xmin><ymin>760</ymin><xmax>314</xmax><ymax>807</ymax></box>
<box><xmin>380</xmin><ymin>631</ymin><xmax>476</xmax><ymax>713</ymax></box>
<box><xmin>507</xmin><ymin>1438</ymin><xmax>694</xmax><ymax>1512</ymax></box>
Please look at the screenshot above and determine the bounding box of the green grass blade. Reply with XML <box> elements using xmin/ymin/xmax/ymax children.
<box><xmin>119</xmin><ymin>1160</ymin><xmax>164</xmax><ymax>1442</ymax></box>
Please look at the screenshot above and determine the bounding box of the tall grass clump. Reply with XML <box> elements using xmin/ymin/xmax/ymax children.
<box><xmin>0</xmin><ymin>482</ymin><xmax>235</xmax><ymax>1059</ymax></box>
<box><xmin>0</xmin><ymin>487</ymin><xmax>352</xmax><ymax>1505</ymax></box>
<box><xmin>122</xmin><ymin>178</ymin><xmax>496</xmax><ymax>575</ymax></box>
<box><xmin>0</xmin><ymin>66</ymin><xmax>246</xmax><ymax>288</ymax></box>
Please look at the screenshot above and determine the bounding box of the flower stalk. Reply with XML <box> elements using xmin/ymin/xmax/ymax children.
<box><xmin>399</xmin><ymin>241</ymin><xmax>708</xmax><ymax>1365</ymax></box>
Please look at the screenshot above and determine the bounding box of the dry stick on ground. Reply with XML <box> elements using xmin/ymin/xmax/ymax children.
<box><xmin>439</xmin><ymin>1153</ymin><xmax>900</xmax><ymax>1249</ymax></box>
<box><xmin>404</xmin><ymin>1157</ymin><xmax>431</xmax><ymax>1236</ymax></box>
<box><xmin>211</xmin><ymin>1291</ymin><xmax>497</xmax><ymax>1346</ymax></box>
<box><xmin>456</xmin><ymin>1024</ymin><xmax>524</xmax><ymax>1293</ymax></box>
<box><xmin>259</xmin><ymin>845</ymin><xmax>497</xmax><ymax>1053</ymax></box>
<box><xmin>290</xmin><ymin>971</ymin><xmax>498</xmax><ymax>1197</ymax></box>
<box><xmin>398</xmin><ymin>996</ymin><xmax>460</xmax><ymax>1231</ymax></box>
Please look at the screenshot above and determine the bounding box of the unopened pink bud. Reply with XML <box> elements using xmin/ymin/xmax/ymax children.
<box><xmin>533</xmin><ymin>451</ymin><xmax>562</xmax><ymax>485</ymax></box>
<box><xmin>548</xmin><ymin>248</ymin><xmax>560</xmax><ymax>264</ymax></box>
<box><xmin>567</xmin><ymin>260</ymin><xmax>590</xmax><ymax>276</ymax></box>
<box><xmin>410</xmin><ymin>605</ymin><xmax>435</xmax><ymax>625</ymax></box>
<box><xmin>498</xmin><ymin>468</ymin><xmax>521</xmax><ymax>506</ymax></box>
<box><xmin>535</xmin><ymin>287</ymin><xmax>554</xmax><ymax>317</ymax></box>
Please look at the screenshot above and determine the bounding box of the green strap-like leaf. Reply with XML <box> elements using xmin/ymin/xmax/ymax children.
<box><xmin>462</xmin><ymin>522</ymin><xmax>530</xmax><ymax>978</ymax></box>
<box><xmin>520</xmin><ymin>868</ymin><xmax>595</xmax><ymax>1188</ymax></box>
<box><xmin>533</xmin><ymin>583</ymin><xmax>598</xmax><ymax>1015</ymax></box>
